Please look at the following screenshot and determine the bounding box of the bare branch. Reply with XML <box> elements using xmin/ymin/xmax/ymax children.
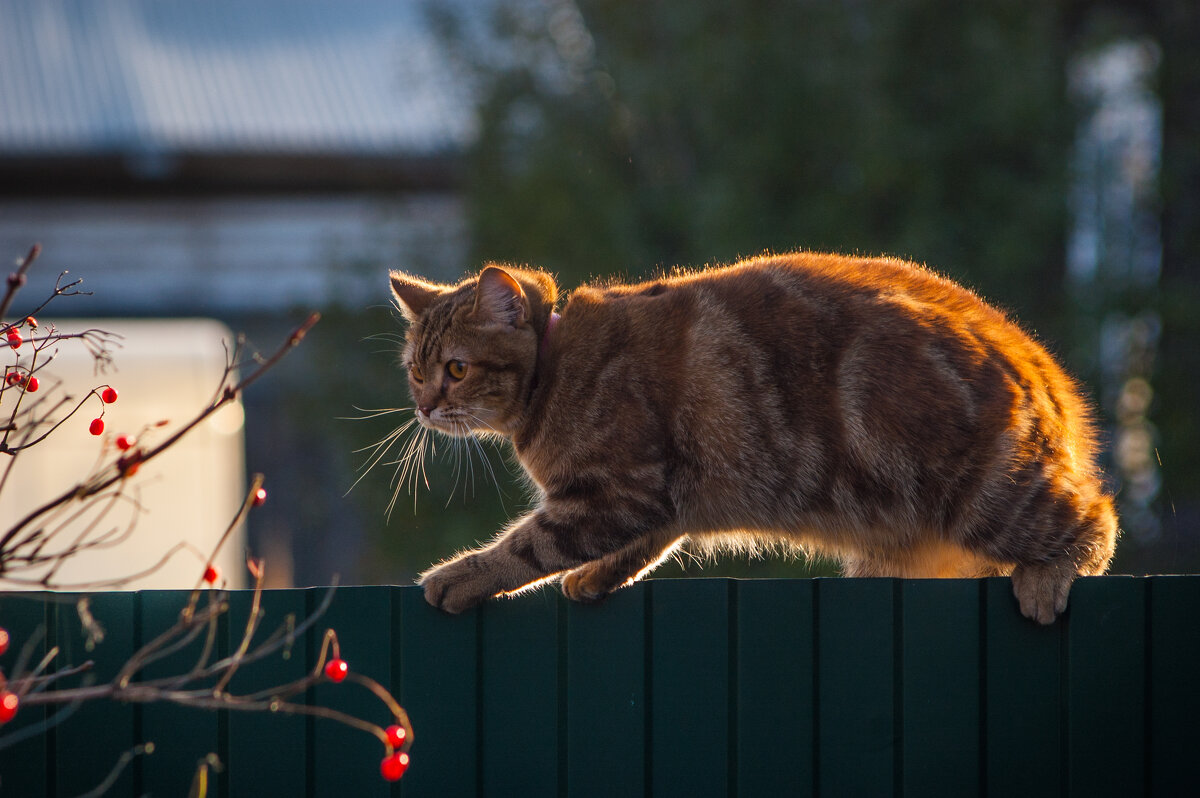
<box><xmin>0</xmin><ymin>313</ymin><xmax>320</xmax><ymax>577</ymax></box>
<box><xmin>0</xmin><ymin>244</ymin><xmax>40</xmax><ymax>322</ymax></box>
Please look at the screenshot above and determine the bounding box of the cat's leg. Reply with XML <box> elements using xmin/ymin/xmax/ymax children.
<box><xmin>1005</xmin><ymin>495</ymin><xmax>1118</xmax><ymax>624</ymax></box>
<box><xmin>560</xmin><ymin>534</ymin><xmax>684</xmax><ymax>602</ymax></box>
<box><xmin>1009</xmin><ymin>559</ymin><xmax>1076</xmax><ymax>625</ymax></box>
<box><xmin>420</xmin><ymin>501</ymin><xmax>673</xmax><ymax>613</ymax></box>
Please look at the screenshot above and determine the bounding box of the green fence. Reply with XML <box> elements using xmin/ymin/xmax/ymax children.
<box><xmin>0</xmin><ymin>576</ymin><xmax>1197</xmax><ymax>796</ymax></box>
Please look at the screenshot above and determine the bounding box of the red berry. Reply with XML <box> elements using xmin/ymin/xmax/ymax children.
<box><xmin>203</xmin><ymin>566</ymin><xmax>219</xmax><ymax>584</ymax></box>
<box><xmin>253</xmin><ymin>487</ymin><xmax>267</xmax><ymax>507</ymax></box>
<box><xmin>380</xmin><ymin>752</ymin><xmax>409</xmax><ymax>782</ymax></box>
<box><xmin>324</xmin><ymin>658</ymin><xmax>349</xmax><ymax>682</ymax></box>
<box><xmin>24</xmin><ymin>316</ymin><xmax>37</xmax><ymax>329</ymax></box>
<box><xmin>385</xmin><ymin>724</ymin><xmax>407</xmax><ymax>748</ymax></box>
<box><xmin>101</xmin><ymin>386</ymin><xmax>118</xmax><ymax>404</ymax></box>
<box><xmin>116</xmin><ymin>434</ymin><xmax>135</xmax><ymax>451</ymax></box>
<box><xmin>0</xmin><ymin>628</ymin><xmax>9</xmax><ymax>656</ymax></box>
<box><xmin>0</xmin><ymin>692</ymin><xmax>17</xmax><ymax>724</ymax></box>
<box><xmin>4</xmin><ymin>373</ymin><xmax>19</xmax><ymax>387</ymax></box>
<box><xmin>6</xmin><ymin>330</ymin><xmax>21</xmax><ymax>349</ymax></box>
<box><xmin>89</xmin><ymin>418</ymin><xmax>105</xmax><ymax>436</ymax></box>
<box><xmin>25</xmin><ymin>376</ymin><xmax>38</xmax><ymax>392</ymax></box>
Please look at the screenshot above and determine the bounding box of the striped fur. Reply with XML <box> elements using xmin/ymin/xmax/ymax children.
<box><xmin>390</xmin><ymin>252</ymin><xmax>1118</xmax><ymax>624</ymax></box>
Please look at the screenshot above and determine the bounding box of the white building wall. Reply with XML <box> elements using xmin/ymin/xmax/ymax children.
<box><xmin>0</xmin><ymin>318</ymin><xmax>248</xmax><ymax>590</ymax></box>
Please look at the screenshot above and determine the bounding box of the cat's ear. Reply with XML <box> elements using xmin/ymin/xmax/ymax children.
<box><xmin>473</xmin><ymin>266</ymin><xmax>528</xmax><ymax>327</ymax></box>
<box><xmin>390</xmin><ymin>271</ymin><xmax>446</xmax><ymax>322</ymax></box>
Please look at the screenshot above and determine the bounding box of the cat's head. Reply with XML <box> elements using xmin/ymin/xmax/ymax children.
<box><xmin>389</xmin><ymin>265</ymin><xmax>557</xmax><ymax>438</ymax></box>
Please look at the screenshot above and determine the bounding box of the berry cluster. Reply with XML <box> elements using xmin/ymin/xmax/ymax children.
<box><xmin>381</xmin><ymin>724</ymin><xmax>410</xmax><ymax>780</ymax></box>
<box><xmin>318</xmin><ymin>653</ymin><xmax>412</xmax><ymax>781</ymax></box>
<box><xmin>3</xmin><ymin>317</ymin><xmax>42</xmax><ymax>395</ymax></box>
<box><xmin>3</xmin><ymin>317</ymin><xmax>38</xmax><ymax>353</ymax></box>
<box><xmin>3</xmin><ymin>372</ymin><xmax>37</xmax><ymax>392</ymax></box>
<box><xmin>0</xmin><ymin>628</ymin><xmax>15</xmax><ymax>725</ymax></box>
<box><xmin>87</xmin><ymin>385</ymin><xmax>120</xmax><ymax>436</ymax></box>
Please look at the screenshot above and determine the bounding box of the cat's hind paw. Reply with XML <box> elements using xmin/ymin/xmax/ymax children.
<box><xmin>561</xmin><ymin>563</ymin><xmax>615</xmax><ymax>603</ymax></box>
<box><xmin>1011</xmin><ymin>560</ymin><xmax>1075</xmax><ymax>625</ymax></box>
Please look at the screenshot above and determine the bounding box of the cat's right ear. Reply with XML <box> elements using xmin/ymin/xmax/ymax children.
<box><xmin>390</xmin><ymin>271</ymin><xmax>446</xmax><ymax>322</ymax></box>
<box><xmin>473</xmin><ymin>266</ymin><xmax>528</xmax><ymax>328</ymax></box>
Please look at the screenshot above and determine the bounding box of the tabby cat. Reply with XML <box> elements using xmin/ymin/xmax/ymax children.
<box><xmin>389</xmin><ymin>252</ymin><xmax>1117</xmax><ymax>624</ymax></box>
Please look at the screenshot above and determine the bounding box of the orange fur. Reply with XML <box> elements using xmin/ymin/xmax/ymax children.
<box><xmin>390</xmin><ymin>253</ymin><xmax>1118</xmax><ymax>623</ymax></box>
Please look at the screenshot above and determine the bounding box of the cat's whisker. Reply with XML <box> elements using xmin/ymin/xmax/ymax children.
<box><xmin>385</xmin><ymin>436</ymin><xmax>415</xmax><ymax>517</ymax></box>
<box><xmin>417</xmin><ymin>432</ymin><xmax>431</xmax><ymax>496</ymax></box>
<box><xmin>345</xmin><ymin>416</ymin><xmax>420</xmax><ymax>498</ymax></box>
<box><xmin>470</xmin><ymin>433</ymin><xmax>507</xmax><ymax>509</ymax></box>
<box><xmin>341</xmin><ymin>405</ymin><xmax>414</xmax><ymax>421</ymax></box>
<box><xmin>353</xmin><ymin>416</ymin><xmax>417</xmax><ymax>460</ymax></box>
<box><xmin>405</xmin><ymin>427</ymin><xmax>431</xmax><ymax>515</ymax></box>
<box><xmin>446</xmin><ymin>433</ymin><xmax>466</xmax><ymax>508</ymax></box>
<box><xmin>395</xmin><ymin>424</ymin><xmax>425</xmax><ymax>487</ymax></box>
<box><xmin>362</xmin><ymin>331</ymin><xmax>407</xmax><ymax>345</ymax></box>
<box><xmin>462</xmin><ymin>411</ymin><xmax>510</xmax><ymax>511</ymax></box>
<box><xmin>384</xmin><ymin>420</ymin><xmax>430</xmax><ymax>517</ymax></box>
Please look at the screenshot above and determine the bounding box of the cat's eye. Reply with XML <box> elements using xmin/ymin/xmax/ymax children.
<box><xmin>409</xmin><ymin>363</ymin><xmax>425</xmax><ymax>383</ymax></box>
<box><xmin>447</xmin><ymin>360</ymin><xmax>468</xmax><ymax>380</ymax></box>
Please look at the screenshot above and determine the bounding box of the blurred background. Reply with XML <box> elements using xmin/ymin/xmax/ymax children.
<box><xmin>0</xmin><ymin>0</ymin><xmax>1195</xmax><ymax>587</ymax></box>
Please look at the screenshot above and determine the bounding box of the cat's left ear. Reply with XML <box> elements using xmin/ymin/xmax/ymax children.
<box><xmin>390</xmin><ymin>271</ymin><xmax>447</xmax><ymax>322</ymax></box>
<box><xmin>473</xmin><ymin>266</ymin><xmax>528</xmax><ymax>327</ymax></box>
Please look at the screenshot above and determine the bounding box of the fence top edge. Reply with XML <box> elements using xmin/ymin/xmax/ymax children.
<box><xmin>4</xmin><ymin>573</ymin><xmax>1194</xmax><ymax>600</ymax></box>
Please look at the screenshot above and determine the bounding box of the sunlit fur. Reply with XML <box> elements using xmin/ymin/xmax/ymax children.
<box><xmin>389</xmin><ymin>252</ymin><xmax>1119</xmax><ymax>624</ymax></box>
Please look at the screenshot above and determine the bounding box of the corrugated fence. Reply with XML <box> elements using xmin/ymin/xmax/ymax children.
<box><xmin>0</xmin><ymin>576</ymin><xmax>1197</xmax><ymax>796</ymax></box>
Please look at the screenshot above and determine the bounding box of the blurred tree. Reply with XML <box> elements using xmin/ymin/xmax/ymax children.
<box><xmin>1142</xmin><ymin>0</ymin><xmax>1200</xmax><ymax>568</ymax></box>
<box><xmin>376</xmin><ymin>0</ymin><xmax>1198</xmax><ymax>580</ymax></box>
<box><xmin>440</xmin><ymin>0</ymin><xmax>1072</xmax><ymax>327</ymax></box>
<box><xmin>426</xmin><ymin>0</ymin><xmax>1075</xmax><ymax>577</ymax></box>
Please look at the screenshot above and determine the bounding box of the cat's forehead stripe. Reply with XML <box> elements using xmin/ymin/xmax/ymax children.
<box><xmin>414</xmin><ymin>302</ymin><xmax>447</xmax><ymax>361</ymax></box>
<box><xmin>415</xmin><ymin>295</ymin><xmax>471</xmax><ymax>364</ymax></box>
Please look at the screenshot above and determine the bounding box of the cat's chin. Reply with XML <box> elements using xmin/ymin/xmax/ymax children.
<box><xmin>419</xmin><ymin>414</ymin><xmax>494</xmax><ymax>439</ymax></box>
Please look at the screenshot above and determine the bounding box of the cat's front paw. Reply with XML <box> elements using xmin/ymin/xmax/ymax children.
<box><xmin>419</xmin><ymin>558</ymin><xmax>496</xmax><ymax>614</ymax></box>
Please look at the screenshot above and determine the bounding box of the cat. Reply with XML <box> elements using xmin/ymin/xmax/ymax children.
<box><xmin>388</xmin><ymin>252</ymin><xmax>1118</xmax><ymax>624</ymax></box>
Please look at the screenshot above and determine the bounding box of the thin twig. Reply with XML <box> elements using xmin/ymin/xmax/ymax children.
<box><xmin>0</xmin><ymin>243</ymin><xmax>40</xmax><ymax>322</ymax></box>
<box><xmin>0</xmin><ymin>312</ymin><xmax>320</xmax><ymax>570</ymax></box>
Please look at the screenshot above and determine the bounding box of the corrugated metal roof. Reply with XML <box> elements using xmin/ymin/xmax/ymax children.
<box><xmin>0</xmin><ymin>0</ymin><xmax>475</xmax><ymax>156</ymax></box>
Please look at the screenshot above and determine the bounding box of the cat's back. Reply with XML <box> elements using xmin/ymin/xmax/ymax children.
<box><xmin>552</xmin><ymin>251</ymin><xmax>1057</xmax><ymax>404</ymax></box>
<box><xmin>545</xmin><ymin>252</ymin><xmax>1096</xmax><ymax>470</ymax></box>
<box><xmin>580</xmin><ymin>251</ymin><xmax>1005</xmax><ymax>329</ymax></box>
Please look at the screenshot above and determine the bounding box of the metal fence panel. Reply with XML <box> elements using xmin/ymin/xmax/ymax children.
<box><xmin>0</xmin><ymin>593</ymin><xmax>50</xmax><ymax>797</ymax></box>
<box><xmin>650</xmin><ymin>578</ymin><xmax>732</xmax><ymax>798</ymax></box>
<box><xmin>735</xmin><ymin>579</ymin><xmax>815</xmax><ymax>798</ymax></box>
<box><xmin>984</xmin><ymin>577</ymin><xmax>1065</xmax><ymax>798</ymax></box>
<box><xmin>53</xmin><ymin>592</ymin><xmax>137</xmax><ymax>798</ymax></box>
<box><xmin>224</xmin><ymin>588</ymin><xmax>309</xmax><ymax>797</ymax></box>
<box><xmin>817</xmin><ymin>578</ymin><xmax>896</xmax><ymax>796</ymax></box>
<box><xmin>566</xmin><ymin>585</ymin><xmax>647</xmax><ymax>798</ymax></box>
<box><xmin>901</xmin><ymin>579</ymin><xmax>983</xmax><ymax>797</ymax></box>
<box><xmin>1</xmin><ymin>576</ymin><xmax>1197</xmax><ymax>796</ymax></box>
<box><xmin>139</xmin><ymin>589</ymin><xmax>223</xmax><ymax>798</ymax></box>
<box><xmin>396</xmin><ymin>587</ymin><xmax>478</xmax><ymax>798</ymax></box>
<box><xmin>1148</xmin><ymin>575</ymin><xmax>1200</xmax><ymax>796</ymax></box>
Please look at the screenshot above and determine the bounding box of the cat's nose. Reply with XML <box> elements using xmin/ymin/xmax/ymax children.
<box><xmin>418</xmin><ymin>404</ymin><xmax>436</xmax><ymax>418</ymax></box>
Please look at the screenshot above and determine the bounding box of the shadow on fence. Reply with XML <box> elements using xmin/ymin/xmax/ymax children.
<box><xmin>1</xmin><ymin>576</ymin><xmax>1197</xmax><ymax>796</ymax></box>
